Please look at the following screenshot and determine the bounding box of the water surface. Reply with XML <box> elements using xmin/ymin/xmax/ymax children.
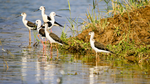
<box><xmin>0</xmin><ymin>0</ymin><xmax>150</xmax><ymax>84</ymax></box>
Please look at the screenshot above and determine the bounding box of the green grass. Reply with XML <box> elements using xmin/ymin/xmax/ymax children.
<box><xmin>67</xmin><ymin>0</ymin><xmax>71</xmax><ymax>11</ymax></box>
<box><xmin>59</xmin><ymin>0</ymin><xmax>150</xmax><ymax>65</ymax></box>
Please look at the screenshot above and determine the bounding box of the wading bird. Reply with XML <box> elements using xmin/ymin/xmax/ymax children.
<box><xmin>35</xmin><ymin>6</ymin><xmax>63</xmax><ymax>28</ymax></box>
<box><xmin>44</xmin><ymin>12</ymin><xmax>67</xmax><ymax>57</ymax></box>
<box><xmin>20</xmin><ymin>12</ymin><xmax>37</xmax><ymax>47</ymax></box>
<box><xmin>89</xmin><ymin>31</ymin><xmax>113</xmax><ymax>60</ymax></box>
<box><xmin>35</xmin><ymin>20</ymin><xmax>46</xmax><ymax>49</ymax></box>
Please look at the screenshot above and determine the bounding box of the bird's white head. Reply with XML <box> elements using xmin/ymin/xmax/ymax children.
<box><xmin>89</xmin><ymin>31</ymin><xmax>94</xmax><ymax>35</ymax></box>
<box><xmin>35</xmin><ymin>20</ymin><xmax>41</xmax><ymax>24</ymax></box>
<box><xmin>39</xmin><ymin>6</ymin><xmax>45</xmax><ymax>10</ymax></box>
<box><xmin>49</xmin><ymin>12</ymin><xmax>61</xmax><ymax>17</ymax></box>
<box><xmin>35</xmin><ymin>20</ymin><xmax>42</xmax><ymax>30</ymax></box>
<box><xmin>50</xmin><ymin>12</ymin><xmax>56</xmax><ymax>17</ymax></box>
<box><xmin>21</xmin><ymin>12</ymin><xmax>27</xmax><ymax>17</ymax></box>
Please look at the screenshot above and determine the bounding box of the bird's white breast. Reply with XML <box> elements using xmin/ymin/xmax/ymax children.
<box><xmin>43</xmin><ymin>15</ymin><xmax>49</xmax><ymax>22</ymax></box>
<box><xmin>90</xmin><ymin>40</ymin><xmax>110</xmax><ymax>53</ymax></box>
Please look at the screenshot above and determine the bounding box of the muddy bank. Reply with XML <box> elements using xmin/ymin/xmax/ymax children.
<box><xmin>76</xmin><ymin>6</ymin><xmax>150</xmax><ymax>46</ymax></box>
<box><xmin>61</xmin><ymin>5</ymin><xmax>150</xmax><ymax>63</ymax></box>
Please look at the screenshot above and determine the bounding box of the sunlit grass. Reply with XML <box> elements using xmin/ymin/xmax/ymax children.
<box><xmin>67</xmin><ymin>0</ymin><xmax>71</xmax><ymax>11</ymax></box>
<box><xmin>58</xmin><ymin>0</ymin><xmax>150</xmax><ymax>65</ymax></box>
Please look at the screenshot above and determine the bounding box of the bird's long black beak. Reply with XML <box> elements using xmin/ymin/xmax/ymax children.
<box><xmin>56</xmin><ymin>14</ymin><xmax>61</xmax><ymax>17</ymax></box>
<box><xmin>16</xmin><ymin>15</ymin><xmax>21</xmax><ymax>18</ymax></box>
<box><xmin>34</xmin><ymin>9</ymin><xmax>39</xmax><ymax>12</ymax></box>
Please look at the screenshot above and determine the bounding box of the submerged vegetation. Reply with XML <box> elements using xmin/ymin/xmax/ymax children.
<box><xmin>59</xmin><ymin>0</ymin><xmax>150</xmax><ymax>65</ymax></box>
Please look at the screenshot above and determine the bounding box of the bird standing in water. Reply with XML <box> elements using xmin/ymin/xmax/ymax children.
<box><xmin>35</xmin><ymin>6</ymin><xmax>63</xmax><ymax>28</ymax></box>
<box><xmin>44</xmin><ymin>12</ymin><xmax>67</xmax><ymax>58</ymax></box>
<box><xmin>35</xmin><ymin>20</ymin><xmax>46</xmax><ymax>49</ymax></box>
<box><xmin>89</xmin><ymin>31</ymin><xmax>113</xmax><ymax>60</ymax></box>
<box><xmin>20</xmin><ymin>12</ymin><xmax>37</xmax><ymax>47</ymax></box>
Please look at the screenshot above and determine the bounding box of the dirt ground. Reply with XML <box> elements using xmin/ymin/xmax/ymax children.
<box><xmin>76</xmin><ymin>6</ymin><xmax>150</xmax><ymax>46</ymax></box>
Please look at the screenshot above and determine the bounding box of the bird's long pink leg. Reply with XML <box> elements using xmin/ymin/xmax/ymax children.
<box><xmin>96</xmin><ymin>52</ymin><xmax>98</xmax><ymax>60</ymax></box>
<box><xmin>49</xmin><ymin>41</ymin><xmax>53</xmax><ymax>58</ymax></box>
<box><xmin>44</xmin><ymin>38</ymin><xmax>47</xmax><ymax>49</ymax></box>
<box><xmin>96</xmin><ymin>52</ymin><xmax>100</xmax><ymax>61</ymax></box>
<box><xmin>56</xmin><ymin>45</ymin><xmax>58</xmax><ymax>59</ymax></box>
<box><xmin>50</xmin><ymin>29</ymin><xmax>52</xmax><ymax>32</ymax></box>
<box><xmin>42</xmin><ymin>48</ymin><xmax>45</xmax><ymax>56</ymax></box>
<box><xmin>41</xmin><ymin>38</ymin><xmax>45</xmax><ymax>50</ymax></box>
<box><xmin>38</xmin><ymin>34</ymin><xmax>45</xmax><ymax>50</ymax></box>
<box><xmin>28</xmin><ymin>29</ymin><xmax>31</xmax><ymax>47</ymax></box>
<box><xmin>37</xmin><ymin>34</ymin><xmax>40</xmax><ymax>40</ymax></box>
<box><xmin>45</xmin><ymin>38</ymin><xmax>46</xmax><ymax>44</ymax></box>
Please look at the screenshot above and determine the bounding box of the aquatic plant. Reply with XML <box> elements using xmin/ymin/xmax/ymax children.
<box><xmin>0</xmin><ymin>40</ymin><xmax>16</xmax><ymax>71</ymax></box>
<box><xmin>67</xmin><ymin>0</ymin><xmax>71</xmax><ymax>11</ymax></box>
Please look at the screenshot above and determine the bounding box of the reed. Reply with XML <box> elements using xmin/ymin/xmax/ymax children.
<box><xmin>67</xmin><ymin>0</ymin><xmax>71</xmax><ymax>11</ymax></box>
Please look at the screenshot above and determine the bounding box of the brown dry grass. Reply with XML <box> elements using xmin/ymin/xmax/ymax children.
<box><xmin>76</xmin><ymin>6</ymin><xmax>150</xmax><ymax>46</ymax></box>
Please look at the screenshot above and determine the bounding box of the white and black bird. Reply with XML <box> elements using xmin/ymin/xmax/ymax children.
<box><xmin>21</xmin><ymin>12</ymin><xmax>37</xmax><ymax>30</ymax></box>
<box><xmin>35</xmin><ymin>6</ymin><xmax>64</xmax><ymax>27</ymax></box>
<box><xmin>42</xmin><ymin>12</ymin><xmax>62</xmax><ymax>30</ymax></box>
<box><xmin>20</xmin><ymin>12</ymin><xmax>37</xmax><ymax>46</ymax></box>
<box><xmin>89</xmin><ymin>31</ymin><xmax>113</xmax><ymax>59</ymax></box>
<box><xmin>45</xmin><ymin>22</ymin><xmax>67</xmax><ymax>46</ymax></box>
<box><xmin>44</xmin><ymin>12</ymin><xmax>67</xmax><ymax>56</ymax></box>
<box><xmin>35</xmin><ymin>20</ymin><xmax>46</xmax><ymax>49</ymax></box>
<box><xmin>44</xmin><ymin>12</ymin><xmax>67</xmax><ymax>46</ymax></box>
<box><xmin>35</xmin><ymin>12</ymin><xmax>61</xmax><ymax>49</ymax></box>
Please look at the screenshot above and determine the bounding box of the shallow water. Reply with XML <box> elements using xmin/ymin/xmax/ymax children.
<box><xmin>0</xmin><ymin>0</ymin><xmax>150</xmax><ymax>84</ymax></box>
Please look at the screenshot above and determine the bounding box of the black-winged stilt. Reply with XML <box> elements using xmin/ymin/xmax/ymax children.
<box><xmin>20</xmin><ymin>12</ymin><xmax>37</xmax><ymax>47</ymax></box>
<box><xmin>35</xmin><ymin>6</ymin><xmax>64</xmax><ymax>27</ymax></box>
<box><xmin>44</xmin><ymin>12</ymin><xmax>67</xmax><ymax>57</ymax></box>
<box><xmin>35</xmin><ymin>20</ymin><xmax>46</xmax><ymax>49</ymax></box>
<box><xmin>89</xmin><ymin>31</ymin><xmax>113</xmax><ymax>60</ymax></box>
<box><xmin>45</xmin><ymin>22</ymin><xmax>67</xmax><ymax>45</ymax></box>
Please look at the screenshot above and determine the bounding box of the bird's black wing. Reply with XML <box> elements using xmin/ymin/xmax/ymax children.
<box><xmin>41</xmin><ymin>22</ymin><xmax>52</xmax><ymax>28</ymax></box>
<box><xmin>94</xmin><ymin>41</ymin><xmax>110</xmax><ymax>51</ymax></box>
<box><xmin>39</xmin><ymin>28</ymin><xmax>45</xmax><ymax>37</ymax></box>
<box><xmin>49</xmin><ymin>33</ymin><xmax>67</xmax><ymax>45</ymax></box>
<box><xmin>47</xmin><ymin>16</ymin><xmax>51</xmax><ymax>21</ymax></box>
<box><xmin>27</xmin><ymin>21</ymin><xmax>37</xmax><ymax>30</ymax></box>
<box><xmin>47</xmin><ymin>22</ymin><xmax>52</xmax><ymax>27</ymax></box>
<box><xmin>41</xmin><ymin>25</ymin><xmax>45</xmax><ymax>28</ymax></box>
<box><xmin>54</xmin><ymin>21</ymin><xmax>64</xmax><ymax>27</ymax></box>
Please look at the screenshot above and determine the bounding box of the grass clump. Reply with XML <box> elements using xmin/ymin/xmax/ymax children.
<box><xmin>59</xmin><ymin>0</ymin><xmax>150</xmax><ymax>65</ymax></box>
<box><xmin>60</xmin><ymin>37</ymin><xmax>90</xmax><ymax>54</ymax></box>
